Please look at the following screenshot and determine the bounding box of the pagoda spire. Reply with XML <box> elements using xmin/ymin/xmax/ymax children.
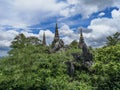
<box><xmin>78</xmin><ymin>28</ymin><xmax>84</xmax><ymax>48</ymax></box>
<box><xmin>42</xmin><ymin>32</ymin><xmax>46</xmax><ymax>46</ymax></box>
<box><xmin>54</xmin><ymin>21</ymin><xmax>59</xmax><ymax>42</ymax></box>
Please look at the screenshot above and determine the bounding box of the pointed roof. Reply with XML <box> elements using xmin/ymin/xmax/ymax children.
<box><xmin>55</xmin><ymin>21</ymin><xmax>58</xmax><ymax>31</ymax></box>
<box><xmin>80</xmin><ymin>28</ymin><xmax>84</xmax><ymax>43</ymax></box>
<box><xmin>54</xmin><ymin>21</ymin><xmax>59</xmax><ymax>42</ymax></box>
<box><xmin>78</xmin><ymin>29</ymin><xmax>84</xmax><ymax>48</ymax></box>
<box><xmin>42</xmin><ymin>32</ymin><xmax>46</xmax><ymax>46</ymax></box>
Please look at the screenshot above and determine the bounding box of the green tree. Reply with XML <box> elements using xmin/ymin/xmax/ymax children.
<box><xmin>10</xmin><ymin>33</ymin><xmax>26</xmax><ymax>49</ymax></box>
<box><xmin>69</xmin><ymin>40</ymin><xmax>78</xmax><ymax>48</ymax></box>
<box><xmin>106</xmin><ymin>32</ymin><xmax>120</xmax><ymax>46</ymax></box>
<box><xmin>1</xmin><ymin>32</ymin><xmax>120</xmax><ymax>90</ymax></box>
<box><xmin>93</xmin><ymin>44</ymin><xmax>120</xmax><ymax>89</ymax></box>
<box><xmin>9</xmin><ymin>33</ymin><xmax>43</xmax><ymax>55</ymax></box>
<box><xmin>26</xmin><ymin>36</ymin><xmax>42</xmax><ymax>46</ymax></box>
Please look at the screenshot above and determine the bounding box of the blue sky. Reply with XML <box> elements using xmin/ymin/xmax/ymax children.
<box><xmin>0</xmin><ymin>0</ymin><xmax>120</xmax><ymax>57</ymax></box>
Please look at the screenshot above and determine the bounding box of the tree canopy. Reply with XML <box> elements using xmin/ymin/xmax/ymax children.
<box><xmin>106</xmin><ymin>32</ymin><xmax>120</xmax><ymax>46</ymax></box>
<box><xmin>0</xmin><ymin>33</ymin><xmax>120</xmax><ymax>90</ymax></box>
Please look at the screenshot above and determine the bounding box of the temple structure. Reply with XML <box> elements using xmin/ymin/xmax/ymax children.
<box><xmin>51</xmin><ymin>22</ymin><xmax>64</xmax><ymax>52</ymax></box>
<box><xmin>42</xmin><ymin>32</ymin><xmax>46</xmax><ymax>46</ymax></box>
<box><xmin>42</xmin><ymin>24</ymin><xmax>93</xmax><ymax>76</ymax></box>
<box><xmin>51</xmin><ymin>22</ymin><xmax>60</xmax><ymax>47</ymax></box>
<box><xmin>78</xmin><ymin>29</ymin><xmax>93</xmax><ymax>62</ymax></box>
<box><xmin>78</xmin><ymin>29</ymin><xmax>85</xmax><ymax>48</ymax></box>
<box><xmin>53</xmin><ymin>22</ymin><xmax>59</xmax><ymax>42</ymax></box>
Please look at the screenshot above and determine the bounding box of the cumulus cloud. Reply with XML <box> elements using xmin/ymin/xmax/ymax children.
<box><xmin>60</xmin><ymin>24</ymin><xmax>74</xmax><ymax>36</ymax></box>
<box><xmin>0</xmin><ymin>0</ymin><xmax>120</xmax><ymax>29</ymax></box>
<box><xmin>86</xmin><ymin>9</ymin><xmax>120</xmax><ymax>47</ymax></box>
<box><xmin>0</xmin><ymin>30</ymin><xmax>19</xmax><ymax>47</ymax></box>
<box><xmin>0</xmin><ymin>29</ymin><xmax>19</xmax><ymax>56</ymax></box>
<box><xmin>61</xmin><ymin>0</ymin><xmax>120</xmax><ymax>18</ymax></box>
<box><xmin>98</xmin><ymin>12</ymin><xmax>105</xmax><ymax>17</ymax></box>
<box><xmin>38</xmin><ymin>30</ymin><xmax>54</xmax><ymax>44</ymax></box>
<box><xmin>0</xmin><ymin>0</ymin><xmax>120</xmax><ymax>56</ymax></box>
<box><xmin>0</xmin><ymin>0</ymin><xmax>67</xmax><ymax>28</ymax></box>
<box><xmin>59</xmin><ymin>24</ymin><xmax>79</xmax><ymax>44</ymax></box>
<box><xmin>0</xmin><ymin>0</ymin><xmax>120</xmax><ymax>27</ymax></box>
<box><xmin>60</xmin><ymin>9</ymin><xmax>120</xmax><ymax>47</ymax></box>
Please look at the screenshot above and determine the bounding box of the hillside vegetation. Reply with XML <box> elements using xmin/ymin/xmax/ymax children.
<box><xmin>0</xmin><ymin>33</ymin><xmax>120</xmax><ymax>90</ymax></box>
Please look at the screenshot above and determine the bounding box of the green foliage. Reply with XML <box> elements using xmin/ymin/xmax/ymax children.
<box><xmin>10</xmin><ymin>33</ymin><xmax>26</xmax><ymax>49</ymax></box>
<box><xmin>0</xmin><ymin>33</ymin><xmax>120</xmax><ymax>89</ymax></box>
<box><xmin>9</xmin><ymin>33</ymin><xmax>42</xmax><ymax>55</ymax></box>
<box><xmin>69</xmin><ymin>40</ymin><xmax>78</xmax><ymax>49</ymax></box>
<box><xmin>106</xmin><ymin>32</ymin><xmax>120</xmax><ymax>46</ymax></box>
<box><xmin>92</xmin><ymin>44</ymin><xmax>120</xmax><ymax>89</ymax></box>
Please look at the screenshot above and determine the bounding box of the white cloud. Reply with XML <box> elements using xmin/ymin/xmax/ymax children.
<box><xmin>62</xmin><ymin>36</ymin><xmax>74</xmax><ymax>44</ymax></box>
<box><xmin>63</xmin><ymin>0</ymin><xmax>120</xmax><ymax>18</ymax></box>
<box><xmin>67</xmin><ymin>0</ymin><xmax>78</xmax><ymax>4</ymax></box>
<box><xmin>114</xmin><ymin>0</ymin><xmax>120</xmax><ymax>8</ymax></box>
<box><xmin>87</xmin><ymin>9</ymin><xmax>120</xmax><ymax>47</ymax></box>
<box><xmin>0</xmin><ymin>0</ymin><xmax>120</xmax><ymax>56</ymax></box>
<box><xmin>0</xmin><ymin>0</ymin><xmax>120</xmax><ymax>29</ymax></box>
<box><xmin>1</xmin><ymin>0</ymin><xmax>119</xmax><ymax>28</ymax></box>
<box><xmin>59</xmin><ymin>24</ymin><xmax>79</xmax><ymax>44</ymax></box>
<box><xmin>0</xmin><ymin>30</ymin><xmax>19</xmax><ymax>47</ymax></box>
<box><xmin>60</xmin><ymin>8</ymin><xmax>70</xmax><ymax>17</ymax></box>
<box><xmin>0</xmin><ymin>0</ymin><xmax>67</xmax><ymax>28</ymax></box>
<box><xmin>112</xmin><ymin>9</ymin><xmax>120</xmax><ymax>18</ymax></box>
<box><xmin>21</xmin><ymin>31</ymin><xmax>38</xmax><ymax>37</ymax></box>
<box><xmin>0</xmin><ymin>28</ymin><xmax>19</xmax><ymax>56</ymax></box>
<box><xmin>39</xmin><ymin>30</ymin><xmax>54</xmax><ymax>44</ymax></box>
<box><xmin>98</xmin><ymin>12</ymin><xmax>105</xmax><ymax>17</ymax></box>
<box><xmin>60</xmin><ymin>24</ymin><xmax>74</xmax><ymax>36</ymax></box>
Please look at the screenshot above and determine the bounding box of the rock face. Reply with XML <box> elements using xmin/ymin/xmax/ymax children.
<box><xmin>51</xmin><ymin>39</ymin><xmax>64</xmax><ymax>52</ymax></box>
<box><xmin>42</xmin><ymin>32</ymin><xmax>46</xmax><ymax>46</ymax></box>
<box><xmin>50</xmin><ymin>24</ymin><xmax>94</xmax><ymax>77</ymax></box>
<box><xmin>51</xmin><ymin>22</ymin><xmax>60</xmax><ymax>47</ymax></box>
<box><xmin>71</xmin><ymin>53</ymin><xmax>81</xmax><ymax>62</ymax></box>
<box><xmin>65</xmin><ymin>61</ymin><xmax>75</xmax><ymax>77</ymax></box>
<box><xmin>78</xmin><ymin>29</ymin><xmax>93</xmax><ymax>64</ymax></box>
<box><xmin>82</xmin><ymin>43</ymin><xmax>93</xmax><ymax>63</ymax></box>
<box><xmin>66</xmin><ymin>29</ymin><xmax>93</xmax><ymax>77</ymax></box>
<box><xmin>66</xmin><ymin>47</ymin><xmax>93</xmax><ymax>77</ymax></box>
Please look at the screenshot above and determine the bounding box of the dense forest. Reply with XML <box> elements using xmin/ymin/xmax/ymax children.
<box><xmin>0</xmin><ymin>32</ymin><xmax>120</xmax><ymax>90</ymax></box>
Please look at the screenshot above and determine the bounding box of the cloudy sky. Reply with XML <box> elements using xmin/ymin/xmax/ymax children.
<box><xmin>0</xmin><ymin>0</ymin><xmax>120</xmax><ymax>57</ymax></box>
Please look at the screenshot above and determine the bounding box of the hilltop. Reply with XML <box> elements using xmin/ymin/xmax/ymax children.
<box><xmin>0</xmin><ymin>31</ymin><xmax>120</xmax><ymax>90</ymax></box>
